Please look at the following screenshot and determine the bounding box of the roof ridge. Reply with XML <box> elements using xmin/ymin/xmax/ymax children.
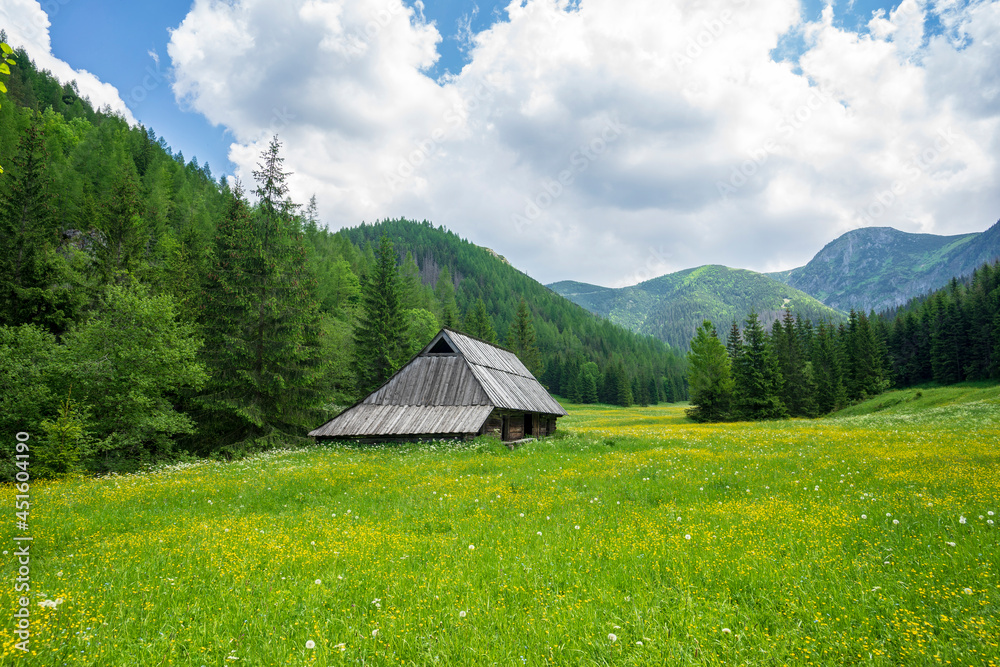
<box><xmin>441</xmin><ymin>326</ymin><xmax>517</xmax><ymax>355</ymax></box>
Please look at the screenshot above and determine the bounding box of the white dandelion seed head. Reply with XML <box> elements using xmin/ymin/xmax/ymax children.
<box><xmin>468</xmin><ymin>544</ymin><xmax>475</xmax><ymax>550</ymax></box>
<box><xmin>989</xmin><ymin>511</ymin><xmax>994</xmax><ymax>516</ymax></box>
<box><xmin>608</xmin><ymin>633</ymin><xmax>617</xmax><ymax>642</ymax></box>
<box><xmin>315</xmin><ymin>579</ymin><xmax>322</xmax><ymax>585</ymax></box>
<box><xmin>372</xmin><ymin>629</ymin><xmax>379</xmax><ymax>637</ymax></box>
<box><xmin>536</xmin><ymin>531</ymin><xmax>542</xmax><ymax>536</ymax></box>
<box><xmin>960</xmin><ymin>515</ymin><xmax>967</xmax><ymax>524</ymax></box>
<box><xmin>305</xmin><ymin>640</ymin><xmax>316</xmax><ymax>649</ymax></box>
<box><xmin>459</xmin><ymin>610</ymin><xmax>467</xmax><ymax>618</ymax></box>
<box><xmin>893</xmin><ymin>519</ymin><xmax>899</xmax><ymax>525</ymax></box>
<box><xmin>575</xmin><ymin>525</ymin><xmax>580</xmax><ymax>530</ymax></box>
<box><xmin>946</xmin><ymin>541</ymin><xmax>956</xmax><ymax>547</ymax></box>
<box><xmin>684</xmin><ymin>534</ymin><xmax>691</xmax><ymax>540</ymax></box>
<box><xmin>721</xmin><ymin>628</ymin><xmax>732</xmax><ymax>634</ymax></box>
<box><xmin>861</xmin><ymin>515</ymin><xmax>867</xmax><ymax>519</ymax></box>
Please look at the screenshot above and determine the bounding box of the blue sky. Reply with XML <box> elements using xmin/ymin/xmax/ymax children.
<box><xmin>35</xmin><ymin>0</ymin><xmax>894</xmax><ymax>179</ymax></box>
<box><xmin>4</xmin><ymin>0</ymin><xmax>997</xmax><ymax>286</ymax></box>
<box><xmin>38</xmin><ymin>1</ymin><xmax>516</xmax><ymax>177</ymax></box>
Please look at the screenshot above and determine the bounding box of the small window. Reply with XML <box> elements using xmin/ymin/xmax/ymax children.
<box><xmin>428</xmin><ymin>337</ymin><xmax>456</xmax><ymax>354</ymax></box>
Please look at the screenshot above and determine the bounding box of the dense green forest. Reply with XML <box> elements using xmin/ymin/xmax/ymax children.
<box><xmin>880</xmin><ymin>262</ymin><xmax>1000</xmax><ymax>386</ymax></box>
<box><xmin>0</xmin><ymin>48</ymin><xmax>686</xmax><ymax>480</ymax></box>
<box><xmin>342</xmin><ymin>220</ymin><xmax>688</xmax><ymax>406</ymax></box>
<box><xmin>686</xmin><ymin>259</ymin><xmax>1000</xmax><ymax>421</ymax></box>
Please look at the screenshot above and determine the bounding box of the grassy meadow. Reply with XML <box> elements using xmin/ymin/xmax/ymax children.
<box><xmin>2</xmin><ymin>385</ymin><xmax>999</xmax><ymax>666</ymax></box>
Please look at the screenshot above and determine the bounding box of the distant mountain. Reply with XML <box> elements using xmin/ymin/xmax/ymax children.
<box><xmin>549</xmin><ymin>265</ymin><xmax>843</xmax><ymax>350</ymax></box>
<box><xmin>771</xmin><ymin>221</ymin><xmax>1000</xmax><ymax>313</ymax></box>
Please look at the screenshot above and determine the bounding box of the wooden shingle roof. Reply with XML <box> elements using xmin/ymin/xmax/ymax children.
<box><xmin>308</xmin><ymin>327</ymin><xmax>566</xmax><ymax>439</ymax></box>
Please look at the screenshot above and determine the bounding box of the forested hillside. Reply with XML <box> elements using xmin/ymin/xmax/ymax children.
<box><xmin>879</xmin><ymin>261</ymin><xmax>1000</xmax><ymax>386</ymax></box>
<box><xmin>550</xmin><ymin>265</ymin><xmax>843</xmax><ymax>350</ymax></box>
<box><xmin>341</xmin><ymin>220</ymin><xmax>688</xmax><ymax>405</ymax></box>
<box><xmin>685</xmin><ymin>259</ymin><xmax>1000</xmax><ymax>423</ymax></box>
<box><xmin>0</xmin><ymin>48</ymin><xmax>685</xmax><ymax>479</ymax></box>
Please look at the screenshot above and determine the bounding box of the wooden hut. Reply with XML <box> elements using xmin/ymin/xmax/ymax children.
<box><xmin>309</xmin><ymin>328</ymin><xmax>567</xmax><ymax>443</ymax></box>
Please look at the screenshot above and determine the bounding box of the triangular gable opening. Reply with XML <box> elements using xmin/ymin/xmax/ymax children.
<box><xmin>427</xmin><ymin>336</ymin><xmax>457</xmax><ymax>355</ymax></box>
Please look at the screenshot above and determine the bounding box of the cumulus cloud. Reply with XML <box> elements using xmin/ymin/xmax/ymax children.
<box><xmin>0</xmin><ymin>0</ymin><xmax>136</xmax><ymax>123</ymax></box>
<box><xmin>168</xmin><ymin>0</ymin><xmax>1000</xmax><ymax>286</ymax></box>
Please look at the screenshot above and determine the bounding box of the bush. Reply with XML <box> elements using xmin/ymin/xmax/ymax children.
<box><xmin>35</xmin><ymin>393</ymin><xmax>99</xmax><ymax>479</ymax></box>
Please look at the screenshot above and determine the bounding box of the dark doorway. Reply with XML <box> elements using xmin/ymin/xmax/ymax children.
<box><xmin>524</xmin><ymin>413</ymin><xmax>533</xmax><ymax>437</ymax></box>
<box><xmin>501</xmin><ymin>416</ymin><xmax>509</xmax><ymax>441</ymax></box>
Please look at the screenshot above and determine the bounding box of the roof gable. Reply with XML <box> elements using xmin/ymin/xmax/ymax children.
<box><xmin>434</xmin><ymin>328</ymin><xmax>567</xmax><ymax>416</ymax></box>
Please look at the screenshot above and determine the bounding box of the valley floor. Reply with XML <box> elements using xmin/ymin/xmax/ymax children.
<box><xmin>2</xmin><ymin>386</ymin><xmax>998</xmax><ymax>665</ymax></box>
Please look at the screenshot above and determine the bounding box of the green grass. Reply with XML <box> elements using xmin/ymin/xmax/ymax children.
<box><xmin>2</xmin><ymin>387</ymin><xmax>999</xmax><ymax>665</ymax></box>
<box><xmin>830</xmin><ymin>381</ymin><xmax>1000</xmax><ymax>418</ymax></box>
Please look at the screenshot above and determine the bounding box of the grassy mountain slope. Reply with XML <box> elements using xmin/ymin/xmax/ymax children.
<box><xmin>550</xmin><ymin>264</ymin><xmax>843</xmax><ymax>349</ymax></box>
<box><xmin>771</xmin><ymin>221</ymin><xmax>1000</xmax><ymax>313</ymax></box>
<box><xmin>827</xmin><ymin>381</ymin><xmax>1000</xmax><ymax>421</ymax></box>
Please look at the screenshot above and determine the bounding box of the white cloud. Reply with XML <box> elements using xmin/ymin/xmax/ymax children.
<box><xmin>168</xmin><ymin>0</ymin><xmax>1000</xmax><ymax>286</ymax></box>
<box><xmin>0</xmin><ymin>0</ymin><xmax>136</xmax><ymax>123</ymax></box>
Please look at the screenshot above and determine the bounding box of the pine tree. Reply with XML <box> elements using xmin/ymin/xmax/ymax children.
<box><xmin>844</xmin><ymin>310</ymin><xmax>890</xmax><ymax>400</ymax></box>
<box><xmin>434</xmin><ymin>266</ymin><xmax>458</xmax><ymax>327</ymax></box>
<box><xmin>304</xmin><ymin>194</ymin><xmax>319</xmax><ymax>232</ymax></box>
<box><xmin>463</xmin><ymin>297</ymin><xmax>498</xmax><ymax>344</ymax></box>
<box><xmin>601</xmin><ymin>360</ymin><xmax>633</xmax><ymax>407</ymax></box>
<box><xmin>772</xmin><ymin>309</ymin><xmax>816</xmax><ymax>417</ymax></box>
<box><xmin>812</xmin><ymin>320</ymin><xmax>847</xmax><ymax>414</ymax></box>
<box><xmin>508</xmin><ymin>297</ymin><xmax>542</xmax><ymax>374</ymax></box>
<box><xmin>0</xmin><ymin>116</ymin><xmax>80</xmax><ymax>331</ymax></box>
<box><xmin>580</xmin><ymin>362</ymin><xmax>600</xmax><ymax>404</ymax></box>
<box><xmin>686</xmin><ymin>320</ymin><xmax>734</xmax><ymax>421</ymax></box>
<box><xmin>197</xmin><ymin>142</ymin><xmax>324</xmax><ymax>447</ymax></box>
<box><xmin>93</xmin><ymin>165</ymin><xmax>146</xmax><ymax>284</ymax></box>
<box><xmin>353</xmin><ymin>234</ymin><xmax>407</xmax><ymax>395</ymax></box>
<box><xmin>732</xmin><ymin>312</ymin><xmax>787</xmax><ymax>420</ymax></box>
<box><xmin>398</xmin><ymin>250</ymin><xmax>423</xmax><ymax>309</ymax></box>
<box><xmin>726</xmin><ymin>320</ymin><xmax>744</xmax><ymax>360</ymax></box>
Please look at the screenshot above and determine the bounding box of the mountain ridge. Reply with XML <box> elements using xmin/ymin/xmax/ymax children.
<box><xmin>770</xmin><ymin>220</ymin><xmax>1000</xmax><ymax>313</ymax></box>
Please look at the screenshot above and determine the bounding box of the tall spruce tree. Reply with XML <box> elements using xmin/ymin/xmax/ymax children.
<box><xmin>398</xmin><ymin>250</ymin><xmax>424</xmax><ymax>309</ymax></box>
<box><xmin>811</xmin><ymin>320</ymin><xmax>847</xmax><ymax>414</ymax></box>
<box><xmin>463</xmin><ymin>297</ymin><xmax>498</xmax><ymax>344</ymax></box>
<box><xmin>197</xmin><ymin>140</ymin><xmax>324</xmax><ymax>447</ymax></box>
<box><xmin>726</xmin><ymin>320</ymin><xmax>744</xmax><ymax>360</ymax></box>
<box><xmin>353</xmin><ymin>234</ymin><xmax>407</xmax><ymax>395</ymax></box>
<box><xmin>844</xmin><ymin>309</ymin><xmax>890</xmax><ymax>400</ymax></box>
<box><xmin>434</xmin><ymin>266</ymin><xmax>458</xmax><ymax>327</ymax></box>
<box><xmin>579</xmin><ymin>361</ymin><xmax>600</xmax><ymax>404</ymax></box>
<box><xmin>93</xmin><ymin>165</ymin><xmax>147</xmax><ymax>284</ymax></box>
<box><xmin>772</xmin><ymin>309</ymin><xmax>817</xmax><ymax>417</ymax></box>
<box><xmin>732</xmin><ymin>312</ymin><xmax>787</xmax><ymax>419</ymax></box>
<box><xmin>686</xmin><ymin>320</ymin><xmax>733</xmax><ymax>422</ymax></box>
<box><xmin>508</xmin><ymin>297</ymin><xmax>542</xmax><ymax>374</ymax></box>
<box><xmin>0</xmin><ymin>116</ymin><xmax>80</xmax><ymax>331</ymax></box>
